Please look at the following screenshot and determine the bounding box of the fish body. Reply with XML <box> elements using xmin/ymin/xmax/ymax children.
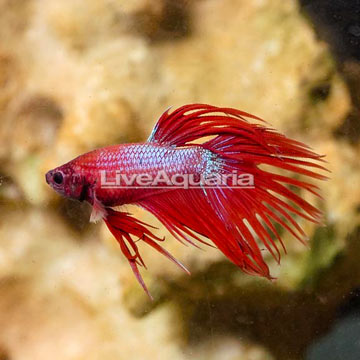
<box><xmin>54</xmin><ymin>143</ymin><xmax>214</xmax><ymax>207</ymax></box>
<box><xmin>46</xmin><ymin>104</ymin><xmax>327</xmax><ymax>298</ymax></box>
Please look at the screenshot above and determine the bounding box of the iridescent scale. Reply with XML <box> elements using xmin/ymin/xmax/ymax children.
<box><xmin>73</xmin><ymin>143</ymin><xmax>217</xmax><ymax>205</ymax></box>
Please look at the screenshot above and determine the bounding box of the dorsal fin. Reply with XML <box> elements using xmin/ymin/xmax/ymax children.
<box><xmin>147</xmin><ymin>103</ymin><xmax>265</xmax><ymax>147</ymax></box>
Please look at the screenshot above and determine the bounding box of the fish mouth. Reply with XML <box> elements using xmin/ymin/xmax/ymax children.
<box><xmin>45</xmin><ymin>171</ymin><xmax>52</xmax><ymax>184</ymax></box>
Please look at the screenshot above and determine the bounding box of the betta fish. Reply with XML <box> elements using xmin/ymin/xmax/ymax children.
<box><xmin>46</xmin><ymin>104</ymin><xmax>327</xmax><ymax>298</ymax></box>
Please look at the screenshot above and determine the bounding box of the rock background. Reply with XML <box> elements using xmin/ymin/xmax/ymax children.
<box><xmin>0</xmin><ymin>0</ymin><xmax>359</xmax><ymax>359</ymax></box>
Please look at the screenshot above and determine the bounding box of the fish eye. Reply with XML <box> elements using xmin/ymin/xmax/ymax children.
<box><xmin>53</xmin><ymin>172</ymin><xmax>63</xmax><ymax>185</ymax></box>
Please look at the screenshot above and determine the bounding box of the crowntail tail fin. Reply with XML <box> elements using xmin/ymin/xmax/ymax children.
<box><xmin>145</xmin><ymin>104</ymin><xmax>327</xmax><ymax>277</ymax></box>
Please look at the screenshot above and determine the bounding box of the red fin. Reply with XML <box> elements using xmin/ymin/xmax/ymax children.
<box><xmin>139</xmin><ymin>189</ymin><xmax>273</xmax><ymax>278</ymax></box>
<box><xmin>104</xmin><ymin>208</ymin><xmax>189</xmax><ymax>299</ymax></box>
<box><xmin>142</xmin><ymin>104</ymin><xmax>327</xmax><ymax>279</ymax></box>
<box><xmin>148</xmin><ymin>104</ymin><xmax>265</xmax><ymax>146</ymax></box>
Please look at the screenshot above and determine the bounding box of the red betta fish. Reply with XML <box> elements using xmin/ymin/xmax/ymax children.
<box><xmin>46</xmin><ymin>104</ymin><xmax>327</xmax><ymax>298</ymax></box>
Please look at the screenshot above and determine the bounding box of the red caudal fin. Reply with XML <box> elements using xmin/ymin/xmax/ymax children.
<box><xmin>142</xmin><ymin>104</ymin><xmax>328</xmax><ymax>279</ymax></box>
<box><xmin>104</xmin><ymin>208</ymin><xmax>189</xmax><ymax>299</ymax></box>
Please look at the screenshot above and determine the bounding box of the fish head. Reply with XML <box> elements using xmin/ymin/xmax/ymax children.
<box><xmin>46</xmin><ymin>163</ymin><xmax>86</xmax><ymax>201</ymax></box>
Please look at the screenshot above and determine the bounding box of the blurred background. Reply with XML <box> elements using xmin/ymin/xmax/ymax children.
<box><xmin>0</xmin><ymin>0</ymin><xmax>360</xmax><ymax>359</ymax></box>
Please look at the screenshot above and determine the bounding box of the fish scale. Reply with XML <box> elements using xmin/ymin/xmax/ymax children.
<box><xmin>71</xmin><ymin>143</ymin><xmax>214</xmax><ymax>205</ymax></box>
